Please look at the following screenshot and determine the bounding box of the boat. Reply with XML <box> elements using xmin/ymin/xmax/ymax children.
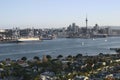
<box><xmin>0</xmin><ymin>39</ymin><xmax>22</xmax><ymax>43</ymax></box>
<box><xmin>81</xmin><ymin>42</ymin><xmax>85</xmax><ymax>46</ymax></box>
<box><xmin>105</xmin><ymin>39</ymin><xmax>107</xmax><ymax>42</ymax></box>
<box><xmin>41</xmin><ymin>37</ymin><xmax>53</xmax><ymax>40</ymax></box>
<box><xmin>40</xmin><ymin>35</ymin><xmax>53</xmax><ymax>40</ymax></box>
<box><xmin>17</xmin><ymin>37</ymin><xmax>41</xmax><ymax>42</ymax></box>
<box><xmin>14</xmin><ymin>28</ymin><xmax>41</xmax><ymax>42</ymax></box>
<box><xmin>92</xmin><ymin>38</ymin><xmax>95</xmax><ymax>40</ymax></box>
<box><xmin>0</xmin><ymin>37</ymin><xmax>41</xmax><ymax>43</ymax></box>
<box><xmin>0</xmin><ymin>28</ymin><xmax>41</xmax><ymax>43</ymax></box>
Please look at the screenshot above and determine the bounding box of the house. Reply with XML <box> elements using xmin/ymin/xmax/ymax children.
<box><xmin>40</xmin><ymin>71</ymin><xmax>56</xmax><ymax>80</ymax></box>
<box><xmin>113</xmin><ymin>73</ymin><xmax>120</xmax><ymax>79</ymax></box>
<box><xmin>74</xmin><ymin>75</ymin><xmax>89</xmax><ymax>80</ymax></box>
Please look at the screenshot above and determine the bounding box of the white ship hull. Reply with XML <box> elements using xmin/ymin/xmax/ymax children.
<box><xmin>18</xmin><ymin>37</ymin><xmax>40</xmax><ymax>42</ymax></box>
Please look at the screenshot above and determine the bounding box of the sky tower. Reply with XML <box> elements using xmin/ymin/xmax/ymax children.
<box><xmin>85</xmin><ymin>16</ymin><xmax>88</xmax><ymax>34</ymax></box>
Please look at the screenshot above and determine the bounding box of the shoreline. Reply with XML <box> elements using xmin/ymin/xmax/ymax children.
<box><xmin>0</xmin><ymin>52</ymin><xmax>117</xmax><ymax>61</ymax></box>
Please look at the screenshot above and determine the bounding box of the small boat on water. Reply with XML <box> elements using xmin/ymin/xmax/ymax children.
<box><xmin>81</xmin><ymin>42</ymin><xmax>85</xmax><ymax>46</ymax></box>
<box><xmin>92</xmin><ymin>38</ymin><xmax>95</xmax><ymax>40</ymax></box>
<box><xmin>41</xmin><ymin>37</ymin><xmax>53</xmax><ymax>40</ymax></box>
<box><xmin>105</xmin><ymin>39</ymin><xmax>107</xmax><ymax>42</ymax></box>
<box><xmin>40</xmin><ymin>34</ymin><xmax>54</xmax><ymax>40</ymax></box>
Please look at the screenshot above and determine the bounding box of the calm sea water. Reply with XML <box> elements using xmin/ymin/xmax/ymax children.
<box><xmin>0</xmin><ymin>37</ymin><xmax>120</xmax><ymax>60</ymax></box>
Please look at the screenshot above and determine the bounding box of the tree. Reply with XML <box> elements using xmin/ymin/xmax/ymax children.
<box><xmin>76</xmin><ymin>54</ymin><xmax>82</xmax><ymax>58</ymax></box>
<box><xmin>21</xmin><ymin>57</ymin><xmax>27</xmax><ymax>61</ymax></box>
<box><xmin>116</xmin><ymin>49</ymin><xmax>120</xmax><ymax>53</ymax></box>
<box><xmin>99</xmin><ymin>53</ymin><xmax>104</xmax><ymax>56</ymax></box>
<box><xmin>67</xmin><ymin>55</ymin><xmax>73</xmax><ymax>61</ymax></box>
<box><xmin>46</xmin><ymin>55</ymin><xmax>52</xmax><ymax>60</ymax></box>
<box><xmin>67</xmin><ymin>55</ymin><xmax>72</xmax><ymax>58</ymax></box>
<box><xmin>33</xmin><ymin>56</ymin><xmax>40</xmax><ymax>61</ymax></box>
<box><xmin>57</xmin><ymin>55</ymin><xmax>63</xmax><ymax>59</ymax></box>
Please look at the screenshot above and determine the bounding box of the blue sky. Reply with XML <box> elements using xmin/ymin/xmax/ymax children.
<box><xmin>0</xmin><ymin>0</ymin><xmax>120</xmax><ymax>28</ymax></box>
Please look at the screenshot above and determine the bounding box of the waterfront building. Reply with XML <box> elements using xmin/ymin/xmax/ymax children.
<box><xmin>1</xmin><ymin>24</ymin><xmax>120</xmax><ymax>40</ymax></box>
<box><xmin>111</xmin><ymin>29</ymin><xmax>120</xmax><ymax>36</ymax></box>
<box><xmin>0</xmin><ymin>29</ymin><xmax>6</xmax><ymax>40</ymax></box>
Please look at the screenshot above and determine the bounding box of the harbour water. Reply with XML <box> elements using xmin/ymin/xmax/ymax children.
<box><xmin>0</xmin><ymin>37</ymin><xmax>120</xmax><ymax>60</ymax></box>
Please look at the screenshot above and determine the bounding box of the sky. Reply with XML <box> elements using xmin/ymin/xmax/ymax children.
<box><xmin>0</xmin><ymin>0</ymin><xmax>120</xmax><ymax>29</ymax></box>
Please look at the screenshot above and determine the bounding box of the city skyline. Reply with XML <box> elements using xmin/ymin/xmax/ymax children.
<box><xmin>0</xmin><ymin>0</ymin><xmax>120</xmax><ymax>29</ymax></box>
